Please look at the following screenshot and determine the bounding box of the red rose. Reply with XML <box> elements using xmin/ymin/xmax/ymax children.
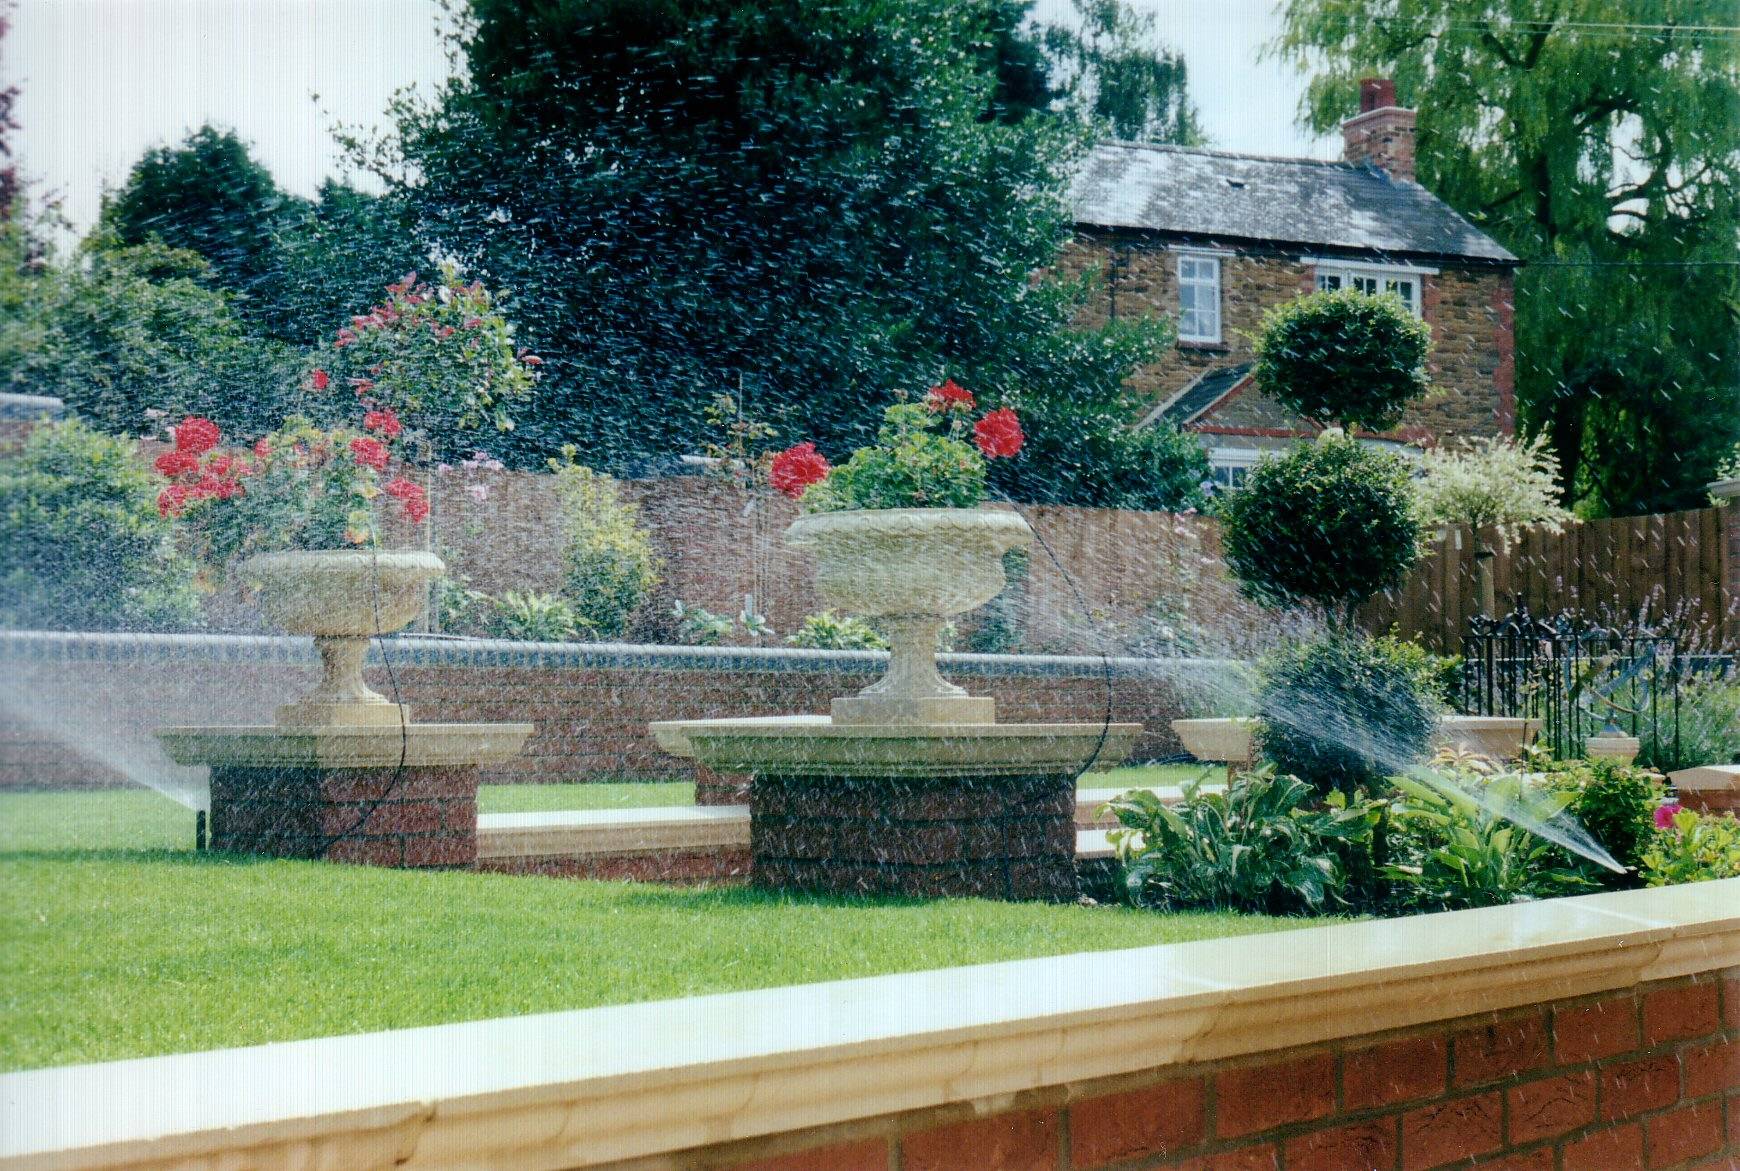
<box><xmin>769</xmin><ymin>442</ymin><xmax>831</xmax><ymax>499</ymax></box>
<box><xmin>403</xmin><ymin>495</ymin><xmax>430</xmax><ymax>523</ymax></box>
<box><xmin>383</xmin><ymin>476</ymin><xmax>423</xmax><ymax>501</ymax></box>
<box><xmin>973</xmin><ymin>408</ymin><xmax>1024</xmax><ymax>459</ymax></box>
<box><xmin>349</xmin><ymin>436</ymin><xmax>389</xmax><ymax>471</ymax></box>
<box><xmin>364</xmin><ymin>408</ymin><xmax>402</xmax><ymax>438</ymax></box>
<box><xmin>173</xmin><ymin>417</ymin><xmax>221</xmax><ymax>454</ymax></box>
<box><xmin>154</xmin><ymin>450</ymin><xmax>199</xmax><ymax>478</ymax></box>
<box><xmin>310</xmin><ymin>368</ymin><xmax>330</xmax><ymax>391</ymax></box>
<box><xmin>926</xmin><ymin>378</ymin><xmax>975</xmax><ymax>412</ymax></box>
<box><xmin>156</xmin><ymin>485</ymin><xmax>192</xmax><ymax>517</ymax></box>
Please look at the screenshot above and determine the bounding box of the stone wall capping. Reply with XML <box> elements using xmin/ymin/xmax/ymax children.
<box><xmin>3</xmin><ymin>879</ymin><xmax>1735</xmax><ymax>1171</ymax></box>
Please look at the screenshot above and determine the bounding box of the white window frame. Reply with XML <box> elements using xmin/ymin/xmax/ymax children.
<box><xmin>1308</xmin><ymin>259</ymin><xmax>1435</xmax><ymax>318</ymax></box>
<box><xmin>1175</xmin><ymin>252</ymin><xmax>1223</xmax><ymax>344</ymax></box>
<box><xmin>1207</xmin><ymin>446</ymin><xmax>1262</xmax><ymax>490</ymax></box>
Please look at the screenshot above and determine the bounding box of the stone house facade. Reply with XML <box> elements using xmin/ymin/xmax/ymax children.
<box><xmin>1062</xmin><ymin>79</ymin><xmax>1521</xmax><ymax>488</ymax></box>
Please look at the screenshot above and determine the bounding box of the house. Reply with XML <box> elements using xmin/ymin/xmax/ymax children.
<box><xmin>1062</xmin><ymin>78</ymin><xmax>1521</xmax><ymax>489</ymax></box>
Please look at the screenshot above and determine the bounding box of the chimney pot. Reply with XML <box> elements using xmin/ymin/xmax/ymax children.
<box><xmin>1343</xmin><ymin>78</ymin><xmax>1416</xmax><ymax>182</ymax></box>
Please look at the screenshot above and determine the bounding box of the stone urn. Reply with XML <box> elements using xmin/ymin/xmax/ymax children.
<box><xmin>1171</xmin><ymin>717</ymin><xmax>1257</xmax><ymax>764</ymax></box>
<box><xmin>1437</xmin><ymin>714</ymin><xmax>1540</xmax><ymax>761</ymax></box>
<box><xmin>784</xmin><ymin>508</ymin><xmax>1033</xmax><ymax>724</ymax></box>
<box><xmin>242</xmin><ymin>549</ymin><xmax>444</xmax><ymax>726</ymax></box>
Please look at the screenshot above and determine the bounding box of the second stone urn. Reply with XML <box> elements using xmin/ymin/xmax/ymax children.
<box><xmin>241</xmin><ymin>549</ymin><xmax>445</xmax><ymax>726</ymax></box>
<box><xmin>785</xmin><ymin>507</ymin><xmax>1033</xmax><ymax>725</ymax></box>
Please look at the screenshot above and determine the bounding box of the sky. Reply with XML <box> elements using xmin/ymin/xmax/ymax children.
<box><xmin>8</xmin><ymin>0</ymin><xmax>1339</xmax><ymax>234</ymax></box>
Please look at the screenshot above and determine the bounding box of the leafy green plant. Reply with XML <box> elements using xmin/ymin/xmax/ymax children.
<box><xmin>784</xmin><ymin>388</ymin><xmax>1021</xmax><ymax>512</ymax></box>
<box><xmin>786</xmin><ymin>611</ymin><xmax>889</xmax><ymax>651</ymax></box>
<box><xmin>1537</xmin><ymin>756</ymin><xmax>1667</xmax><ymax>879</ymax></box>
<box><xmin>1108</xmin><ymin>770</ymin><xmax>1374</xmax><ymax>914</ymax></box>
<box><xmin>1258</xmin><ymin>634</ymin><xmax>1443</xmax><ymax>798</ymax></box>
<box><xmin>1250</xmin><ymin>287</ymin><xmax>1432</xmax><ymax>433</ymax></box>
<box><xmin>1373</xmin><ymin>635</ymin><xmax>1462</xmax><ymax>707</ymax></box>
<box><xmin>0</xmin><ymin>417</ymin><xmax>201</xmax><ymax>631</ymax></box>
<box><xmin>1639</xmin><ymin>673</ymin><xmax>1740</xmax><ymax>772</ymax></box>
<box><xmin>1219</xmin><ymin>434</ymin><xmax>1423</xmax><ymax>628</ymax></box>
<box><xmin>432</xmin><ymin>575</ymin><xmax>491</xmax><ymax>636</ymax></box>
<box><xmin>1384</xmin><ymin>773</ymin><xmax>1596</xmax><ymax>910</ymax></box>
<box><xmin>550</xmin><ymin>451</ymin><xmax>661</xmax><ymax>638</ymax></box>
<box><xmin>485</xmin><ymin>591</ymin><xmax>589</xmax><ymax>642</ymax></box>
<box><xmin>1640</xmin><ymin>808</ymin><xmax>1740</xmax><ymax>887</ymax></box>
<box><xmin>672</xmin><ymin>601</ymin><xmax>772</xmax><ymax>646</ymax></box>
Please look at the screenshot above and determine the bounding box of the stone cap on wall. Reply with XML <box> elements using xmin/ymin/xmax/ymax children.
<box><xmin>0</xmin><ymin>629</ymin><xmax>1245</xmax><ymax>681</ymax></box>
<box><xmin>2</xmin><ymin>879</ymin><xmax>1735</xmax><ymax>1170</ymax></box>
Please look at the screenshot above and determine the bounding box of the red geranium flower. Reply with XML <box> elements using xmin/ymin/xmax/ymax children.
<box><xmin>403</xmin><ymin>495</ymin><xmax>430</xmax><ymax>523</ymax></box>
<box><xmin>349</xmin><ymin>436</ymin><xmax>389</xmax><ymax>471</ymax></box>
<box><xmin>973</xmin><ymin>408</ymin><xmax>1024</xmax><ymax>459</ymax></box>
<box><xmin>154</xmin><ymin>450</ymin><xmax>199</xmax><ymax>478</ymax></box>
<box><xmin>926</xmin><ymin>378</ymin><xmax>975</xmax><ymax>412</ymax></box>
<box><xmin>173</xmin><ymin>417</ymin><xmax>221</xmax><ymax>455</ymax></box>
<box><xmin>769</xmin><ymin>442</ymin><xmax>831</xmax><ymax>499</ymax></box>
<box><xmin>191</xmin><ymin>472</ymin><xmax>239</xmax><ymax>500</ymax></box>
<box><xmin>206</xmin><ymin>454</ymin><xmax>233</xmax><ymax>477</ymax></box>
<box><xmin>364</xmin><ymin>408</ymin><xmax>402</xmax><ymax>438</ymax></box>
<box><xmin>156</xmin><ymin>484</ymin><xmax>192</xmax><ymax>517</ymax></box>
<box><xmin>383</xmin><ymin>477</ymin><xmax>423</xmax><ymax>501</ymax></box>
<box><xmin>310</xmin><ymin>368</ymin><xmax>330</xmax><ymax>391</ymax></box>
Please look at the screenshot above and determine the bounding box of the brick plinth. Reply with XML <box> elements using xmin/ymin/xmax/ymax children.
<box><xmin>208</xmin><ymin>764</ymin><xmax>478</xmax><ymax>868</ymax></box>
<box><xmin>751</xmin><ymin>773</ymin><xmax>1077</xmax><ymax>901</ymax></box>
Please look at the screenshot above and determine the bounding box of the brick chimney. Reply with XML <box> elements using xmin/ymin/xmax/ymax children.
<box><xmin>1341</xmin><ymin>77</ymin><xmax>1416</xmax><ymax>183</ymax></box>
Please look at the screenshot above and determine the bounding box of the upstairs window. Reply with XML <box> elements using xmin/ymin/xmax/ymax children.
<box><xmin>1315</xmin><ymin>265</ymin><xmax>1421</xmax><ymax>316</ymax></box>
<box><xmin>1177</xmin><ymin>254</ymin><xmax>1222</xmax><ymax>344</ymax></box>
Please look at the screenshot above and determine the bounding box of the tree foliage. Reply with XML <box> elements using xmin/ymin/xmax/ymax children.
<box><xmin>351</xmin><ymin>0</ymin><xmax>1199</xmax><ymax>508</ymax></box>
<box><xmin>1273</xmin><ymin>1</ymin><xmax>1740</xmax><ymax>515</ymax></box>
<box><xmin>1251</xmin><ymin>288</ymin><xmax>1432</xmax><ymax>433</ymax></box>
<box><xmin>1414</xmin><ymin>433</ymin><xmax>1571</xmax><ymax>543</ymax></box>
<box><xmin>1039</xmin><ymin>0</ymin><xmax>1204</xmax><ymax>145</ymax></box>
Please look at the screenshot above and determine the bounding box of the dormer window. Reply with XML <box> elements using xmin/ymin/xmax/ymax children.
<box><xmin>1177</xmin><ymin>253</ymin><xmax>1222</xmax><ymax>344</ymax></box>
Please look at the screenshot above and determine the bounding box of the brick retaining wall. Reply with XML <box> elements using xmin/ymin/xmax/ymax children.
<box><xmin>711</xmin><ymin>970</ymin><xmax>1740</xmax><ymax>1171</ymax></box>
<box><xmin>0</xmin><ymin>631</ymin><xmax>1219</xmax><ymax>791</ymax></box>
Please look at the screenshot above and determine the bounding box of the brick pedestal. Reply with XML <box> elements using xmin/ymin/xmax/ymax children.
<box><xmin>751</xmin><ymin>773</ymin><xmax>1078</xmax><ymax>901</ymax></box>
<box><xmin>209</xmin><ymin>764</ymin><xmax>479</xmax><ymax>868</ymax></box>
<box><xmin>694</xmin><ymin>765</ymin><xmax>751</xmax><ymax>806</ymax></box>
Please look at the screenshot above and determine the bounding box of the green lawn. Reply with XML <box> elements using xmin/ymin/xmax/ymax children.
<box><xmin>0</xmin><ymin>773</ymin><xmax>1289</xmax><ymax>1072</ymax></box>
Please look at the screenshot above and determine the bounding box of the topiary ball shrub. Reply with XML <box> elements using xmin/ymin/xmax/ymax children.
<box><xmin>1219</xmin><ymin>434</ymin><xmax>1422</xmax><ymax>627</ymax></box>
<box><xmin>1258</xmin><ymin>634</ymin><xmax>1443</xmax><ymax>798</ymax></box>
<box><xmin>1252</xmin><ymin>288</ymin><xmax>1431</xmax><ymax>433</ymax></box>
<box><xmin>0</xmin><ymin>417</ymin><xmax>202</xmax><ymax>631</ymax></box>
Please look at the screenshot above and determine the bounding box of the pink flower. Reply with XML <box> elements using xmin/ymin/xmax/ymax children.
<box><xmin>769</xmin><ymin>442</ymin><xmax>831</xmax><ymax>499</ymax></box>
<box><xmin>463</xmin><ymin>317</ymin><xmax>484</xmax><ymax>329</ymax></box>
<box><xmin>973</xmin><ymin>408</ymin><xmax>1024</xmax><ymax>459</ymax></box>
<box><xmin>154</xmin><ymin>450</ymin><xmax>199</xmax><ymax>478</ymax></box>
<box><xmin>926</xmin><ymin>378</ymin><xmax>975</xmax><ymax>412</ymax></box>
<box><xmin>522</xmin><ymin>354</ymin><xmax>543</xmax><ymax>366</ymax></box>
<box><xmin>466</xmin><ymin>483</ymin><xmax>490</xmax><ymax>502</ymax></box>
<box><xmin>335</xmin><ymin>328</ymin><xmax>358</xmax><ymax>348</ymax></box>
<box><xmin>173</xmin><ymin>417</ymin><xmax>221</xmax><ymax>455</ymax></box>
<box><xmin>253</xmin><ymin>438</ymin><xmax>272</xmax><ymax>459</ymax></box>
<box><xmin>310</xmin><ymin>369</ymin><xmax>330</xmax><ymax>391</ymax></box>
<box><xmin>349</xmin><ymin>436</ymin><xmax>389</xmax><ymax>471</ymax></box>
<box><xmin>1654</xmin><ymin>802</ymin><xmax>1684</xmax><ymax>830</ymax></box>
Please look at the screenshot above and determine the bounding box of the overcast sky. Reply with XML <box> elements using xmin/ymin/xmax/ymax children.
<box><xmin>9</xmin><ymin>0</ymin><xmax>1339</xmax><ymax>233</ymax></box>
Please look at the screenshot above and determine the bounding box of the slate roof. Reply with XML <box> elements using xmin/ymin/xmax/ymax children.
<box><xmin>1143</xmin><ymin>364</ymin><xmax>1252</xmax><ymax>428</ymax></box>
<box><xmin>1072</xmin><ymin>142</ymin><xmax>1518</xmax><ymax>265</ymax></box>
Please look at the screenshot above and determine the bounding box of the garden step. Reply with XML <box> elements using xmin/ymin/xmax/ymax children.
<box><xmin>474</xmin><ymin>787</ymin><xmax>1190</xmax><ymax>865</ymax></box>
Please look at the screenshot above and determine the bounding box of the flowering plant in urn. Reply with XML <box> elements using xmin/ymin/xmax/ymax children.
<box><xmin>772</xmin><ymin>382</ymin><xmax>1033</xmax><ymax>725</ymax></box>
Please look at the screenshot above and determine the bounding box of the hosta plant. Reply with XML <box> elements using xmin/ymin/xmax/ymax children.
<box><xmin>786</xmin><ymin>611</ymin><xmax>889</xmax><ymax>651</ymax></box>
<box><xmin>1108</xmin><ymin>769</ymin><xmax>1375</xmax><ymax>915</ymax></box>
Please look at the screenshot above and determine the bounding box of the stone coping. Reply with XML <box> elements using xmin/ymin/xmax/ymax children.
<box><xmin>473</xmin><ymin>803</ymin><xmax>1131</xmax><ymax>860</ymax></box>
<box><xmin>1669</xmin><ymin>763</ymin><xmax>1740</xmax><ymax>791</ymax></box>
<box><xmin>156</xmin><ymin>723</ymin><xmax>534</xmax><ymax>768</ymax></box>
<box><xmin>3</xmin><ymin>880</ymin><xmax>1735</xmax><ymax>1170</ymax></box>
<box><xmin>0</xmin><ymin>628</ymin><xmax>1242</xmax><ymax>681</ymax></box>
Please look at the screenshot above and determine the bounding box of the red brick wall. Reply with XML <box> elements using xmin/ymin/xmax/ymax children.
<box><xmin>696</xmin><ymin>971</ymin><xmax>1740</xmax><ymax>1171</ymax></box>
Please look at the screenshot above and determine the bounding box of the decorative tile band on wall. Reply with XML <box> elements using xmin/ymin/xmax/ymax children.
<box><xmin>2</xmin><ymin>881</ymin><xmax>1735</xmax><ymax>1171</ymax></box>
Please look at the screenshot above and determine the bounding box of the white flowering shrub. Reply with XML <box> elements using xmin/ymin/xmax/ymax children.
<box><xmin>1414</xmin><ymin>434</ymin><xmax>1572</xmax><ymax>543</ymax></box>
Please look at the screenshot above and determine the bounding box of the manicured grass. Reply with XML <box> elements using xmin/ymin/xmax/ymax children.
<box><xmin>0</xmin><ymin>782</ymin><xmax>1296</xmax><ymax>1071</ymax></box>
<box><xmin>1089</xmin><ymin>762</ymin><xmax>1220</xmax><ymax>790</ymax></box>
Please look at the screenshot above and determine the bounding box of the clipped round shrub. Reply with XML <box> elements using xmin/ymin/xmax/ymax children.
<box><xmin>0</xmin><ymin>417</ymin><xmax>202</xmax><ymax>631</ymax></box>
<box><xmin>1258</xmin><ymin>634</ymin><xmax>1442</xmax><ymax>797</ymax></box>
<box><xmin>1252</xmin><ymin>288</ymin><xmax>1431</xmax><ymax>432</ymax></box>
<box><xmin>550</xmin><ymin>453</ymin><xmax>661</xmax><ymax>638</ymax></box>
<box><xmin>1219</xmin><ymin>435</ymin><xmax>1422</xmax><ymax>626</ymax></box>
